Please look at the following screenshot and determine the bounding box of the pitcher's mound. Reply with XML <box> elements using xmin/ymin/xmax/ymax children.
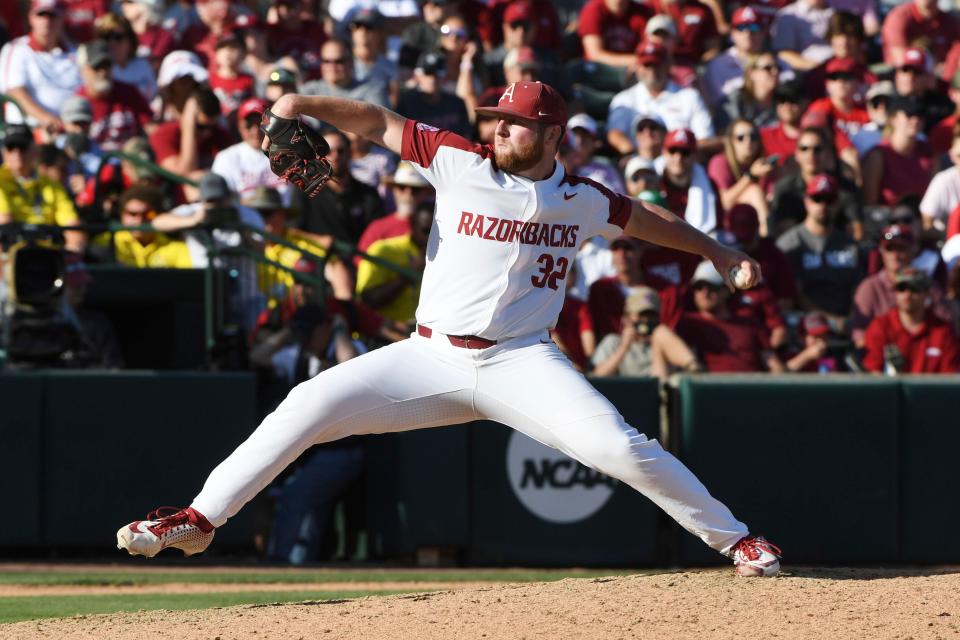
<box><xmin>7</xmin><ymin>567</ymin><xmax>959</xmax><ymax>640</ymax></box>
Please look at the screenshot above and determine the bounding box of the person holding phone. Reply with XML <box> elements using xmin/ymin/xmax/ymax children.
<box><xmin>707</xmin><ymin>119</ymin><xmax>776</xmax><ymax>235</ymax></box>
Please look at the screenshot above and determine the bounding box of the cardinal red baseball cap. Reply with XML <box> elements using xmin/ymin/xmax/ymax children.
<box><xmin>825</xmin><ymin>57</ymin><xmax>862</xmax><ymax>78</ymax></box>
<box><xmin>900</xmin><ymin>47</ymin><xmax>930</xmax><ymax>72</ymax></box>
<box><xmin>474</xmin><ymin>81</ymin><xmax>568</xmax><ymax>126</ymax></box>
<box><xmin>802</xmin><ymin>312</ymin><xmax>830</xmax><ymax>337</ymax></box>
<box><xmin>635</xmin><ymin>39</ymin><xmax>668</xmax><ymax>65</ymax></box>
<box><xmin>805</xmin><ymin>173</ymin><xmax>838</xmax><ymax>198</ymax></box>
<box><xmin>731</xmin><ymin>5</ymin><xmax>763</xmax><ymax>27</ymax></box>
<box><xmin>880</xmin><ymin>223</ymin><xmax>916</xmax><ymax>249</ymax></box>
<box><xmin>664</xmin><ymin>128</ymin><xmax>697</xmax><ymax>151</ymax></box>
<box><xmin>503</xmin><ymin>0</ymin><xmax>535</xmax><ymax>24</ymax></box>
<box><xmin>238</xmin><ymin>97</ymin><xmax>269</xmax><ymax>121</ymax></box>
<box><xmin>31</xmin><ymin>0</ymin><xmax>65</xmax><ymax>13</ymax></box>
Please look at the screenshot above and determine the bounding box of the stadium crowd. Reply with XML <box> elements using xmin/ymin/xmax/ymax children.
<box><xmin>0</xmin><ymin>0</ymin><xmax>959</xmax><ymax>382</ymax></box>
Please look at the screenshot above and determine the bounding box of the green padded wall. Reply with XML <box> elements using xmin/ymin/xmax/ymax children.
<box><xmin>676</xmin><ymin>375</ymin><xmax>901</xmax><ymax>565</ymax></box>
<box><xmin>899</xmin><ymin>375</ymin><xmax>960</xmax><ymax>563</ymax></box>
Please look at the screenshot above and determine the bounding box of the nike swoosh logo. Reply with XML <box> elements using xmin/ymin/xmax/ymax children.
<box><xmin>563</xmin><ymin>192</ymin><xmax>576</xmax><ymax>200</ymax></box>
<box><xmin>539</xmin><ymin>111</ymin><xmax>550</xmax><ymax>116</ymax></box>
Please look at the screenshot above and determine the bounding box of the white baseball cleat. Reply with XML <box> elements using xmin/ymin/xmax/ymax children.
<box><xmin>730</xmin><ymin>535</ymin><xmax>781</xmax><ymax>577</ymax></box>
<box><xmin>117</xmin><ymin>506</ymin><xmax>215</xmax><ymax>558</ymax></box>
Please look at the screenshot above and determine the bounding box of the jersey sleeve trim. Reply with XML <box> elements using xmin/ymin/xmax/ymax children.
<box><xmin>400</xmin><ymin>119</ymin><xmax>492</xmax><ymax>169</ymax></box>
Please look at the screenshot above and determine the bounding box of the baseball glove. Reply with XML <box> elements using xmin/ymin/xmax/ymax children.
<box><xmin>260</xmin><ymin>108</ymin><xmax>334</xmax><ymax>197</ymax></box>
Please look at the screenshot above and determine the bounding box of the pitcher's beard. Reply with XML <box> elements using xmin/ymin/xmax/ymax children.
<box><xmin>494</xmin><ymin>130</ymin><xmax>545</xmax><ymax>173</ymax></box>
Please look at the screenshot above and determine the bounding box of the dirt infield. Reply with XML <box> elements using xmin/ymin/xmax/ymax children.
<box><xmin>3</xmin><ymin>567</ymin><xmax>958</xmax><ymax>640</ymax></box>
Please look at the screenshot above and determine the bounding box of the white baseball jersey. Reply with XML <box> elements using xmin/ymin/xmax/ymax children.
<box><xmin>211</xmin><ymin>142</ymin><xmax>293</xmax><ymax>206</ymax></box>
<box><xmin>401</xmin><ymin>120</ymin><xmax>632</xmax><ymax>340</ymax></box>
<box><xmin>0</xmin><ymin>36</ymin><xmax>81</xmax><ymax>125</ymax></box>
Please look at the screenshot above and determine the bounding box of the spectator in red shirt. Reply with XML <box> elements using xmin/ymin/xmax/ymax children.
<box><xmin>551</xmin><ymin>261</ymin><xmax>595</xmax><ymax>372</ymax></box>
<box><xmin>892</xmin><ymin>48</ymin><xmax>956</xmax><ymax>137</ymax></box>
<box><xmin>726</xmin><ymin>203</ymin><xmax>798</xmax><ymax>309</ymax></box>
<box><xmin>675</xmin><ymin>260</ymin><xmax>785</xmax><ymax>372</ymax></box>
<box><xmin>76</xmin><ymin>40</ymin><xmax>152</xmax><ymax>152</ymax></box>
<box><xmin>648</xmin><ymin>0</ymin><xmax>721</xmax><ymax>66</ymax></box>
<box><xmin>578</xmin><ymin>0</ymin><xmax>654</xmax><ymax>70</ymax></box>
<box><xmin>266</xmin><ymin>0</ymin><xmax>328</xmax><ymax>76</ymax></box>
<box><xmin>149</xmin><ymin>86</ymin><xmax>233</xmax><ymax>196</ymax></box>
<box><xmin>806</xmin><ymin>57</ymin><xmax>870</xmax><ymax>139</ymax></box>
<box><xmin>357</xmin><ymin>162</ymin><xmax>434</xmax><ymax>255</ymax></box>
<box><xmin>760</xmin><ymin>79</ymin><xmax>808</xmax><ymax>168</ymax></box>
<box><xmin>209</xmin><ymin>29</ymin><xmax>255</xmax><ymax>116</ymax></box>
<box><xmin>928</xmin><ymin>78</ymin><xmax>960</xmax><ymax>157</ymax></box>
<box><xmin>863</xmin><ymin>267</ymin><xmax>960</xmax><ymax>373</ymax></box>
<box><xmin>119</xmin><ymin>0</ymin><xmax>176</xmax><ymax>69</ymax></box>
<box><xmin>881</xmin><ymin>0</ymin><xmax>960</xmax><ymax>67</ymax></box>
<box><xmin>862</xmin><ymin>96</ymin><xmax>934</xmax><ymax>207</ymax></box>
<box><xmin>484</xmin><ymin>0</ymin><xmax>562</xmax><ymax>52</ymax></box>
<box><xmin>178</xmin><ymin>0</ymin><xmax>235</xmax><ymax>68</ymax></box>
<box><xmin>801</xmin><ymin>11</ymin><xmax>872</xmax><ymax>102</ymax></box>
<box><xmin>851</xmin><ymin>223</ymin><xmax>951</xmax><ymax>346</ymax></box>
<box><xmin>708</xmin><ymin>119</ymin><xmax>775</xmax><ymax>235</ymax></box>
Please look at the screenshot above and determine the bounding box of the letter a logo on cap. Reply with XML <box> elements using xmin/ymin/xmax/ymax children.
<box><xmin>816</xmin><ymin>176</ymin><xmax>828</xmax><ymax>192</ymax></box>
<box><xmin>674</xmin><ymin>129</ymin><xmax>688</xmax><ymax>143</ymax></box>
<box><xmin>743</xmin><ymin>7</ymin><xmax>755</xmax><ymax>21</ymax></box>
<box><xmin>501</xmin><ymin>83</ymin><xmax>516</xmax><ymax>103</ymax></box>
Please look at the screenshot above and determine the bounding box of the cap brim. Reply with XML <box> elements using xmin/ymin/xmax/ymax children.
<box><xmin>474</xmin><ymin>106</ymin><xmax>541</xmax><ymax>122</ymax></box>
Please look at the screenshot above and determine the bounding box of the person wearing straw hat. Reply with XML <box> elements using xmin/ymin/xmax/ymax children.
<box><xmin>357</xmin><ymin>161</ymin><xmax>434</xmax><ymax>254</ymax></box>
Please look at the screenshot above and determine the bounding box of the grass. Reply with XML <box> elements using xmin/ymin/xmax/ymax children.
<box><xmin>0</xmin><ymin>567</ymin><xmax>645</xmax><ymax>624</ymax></box>
<box><xmin>0</xmin><ymin>568</ymin><xmax>635</xmax><ymax>587</ymax></box>
<box><xmin>0</xmin><ymin>590</ymin><xmax>412</xmax><ymax>624</ymax></box>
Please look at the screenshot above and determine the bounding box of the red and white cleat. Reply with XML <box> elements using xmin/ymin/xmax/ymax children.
<box><xmin>117</xmin><ymin>507</ymin><xmax>215</xmax><ymax>558</ymax></box>
<box><xmin>730</xmin><ymin>535</ymin><xmax>781</xmax><ymax>577</ymax></box>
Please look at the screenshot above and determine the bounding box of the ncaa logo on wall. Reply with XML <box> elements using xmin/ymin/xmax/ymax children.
<box><xmin>506</xmin><ymin>432</ymin><xmax>617</xmax><ymax>523</ymax></box>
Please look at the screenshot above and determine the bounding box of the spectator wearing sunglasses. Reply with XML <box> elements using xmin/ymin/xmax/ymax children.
<box><xmin>776</xmin><ymin>173</ymin><xmax>862</xmax><ymax>322</ymax></box>
<box><xmin>770</xmin><ymin>126</ymin><xmax>862</xmax><ymax>237</ymax></box>
<box><xmin>578</xmin><ymin>0</ymin><xmax>654</xmax><ymax>70</ymax></box>
<box><xmin>806</xmin><ymin>57</ymin><xmax>870</xmax><ymax>139</ymax></box>
<box><xmin>301</xmin><ymin>40</ymin><xmax>389</xmax><ymax>108</ymax></box>
<box><xmin>862</xmin><ymin>267</ymin><xmax>960</xmax><ymax>373</ymax></box>
<box><xmin>675</xmin><ymin>261</ymin><xmax>785</xmax><ymax>372</ymax></box>
<box><xmin>704</xmin><ymin>6</ymin><xmax>771</xmax><ymax>108</ymax></box>
<box><xmin>93</xmin><ymin>12</ymin><xmax>157</xmax><ymax>103</ymax></box>
<box><xmin>862</xmin><ymin>96</ymin><xmax>934</xmax><ymax>207</ymax></box>
<box><xmin>0</xmin><ymin>0</ymin><xmax>81</xmax><ymax>134</ymax></box>
<box><xmin>709</xmin><ymin>119</ymin><xmax>775</xmax><ymax>235</ymax></box>
<box><xmin>759</xmin><ymin>79</ymin><xmax>807</xmax><ymax>168</ymax></box>
<box><xmin>718</xmin><ymin>51</ymin><xmax>781</xmax><ymax>133</ymax></box>
<box><xmin>851</xmin><ymin>223</ymin><xmax>951</xmax><ymax>347</ymax></box>
<box><xmin>607</xmin><ymin>40</ymin><xmax>716</xmax><ymax>155</ymax></box>
<box><xmin>850</xmin><ymin>81</ymin><xmax>894</xmax><ymax>157</ymax></box>
<box><xmin>771</xmin><ymin>0</ymin><xmax>835</xmax><ymax>72</ymax></box>
<box><xmin>437</xmin><ymin>15</ymin><xmax>484</xmax><ymax>119</ymax></box>
<box><xmin>881</xmin><ymin>0</ymin><xmax>960</xmax><ymax>68</ymax></box>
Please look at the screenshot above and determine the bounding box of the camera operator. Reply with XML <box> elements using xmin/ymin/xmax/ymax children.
<box><xmin>591</xmin><ymin>287</ymin><xmax>700</xmax><ymax>381</ymax></box>
<box><xmin>0</xmin><ymin>125</ymin><xmax>85</xmax><ymax>252</ymax></box>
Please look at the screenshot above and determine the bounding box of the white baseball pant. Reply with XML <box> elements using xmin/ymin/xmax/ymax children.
<box><xmin>191</xmin><ymin>330</ymin><xmax>749</xmax><ymax>553</ymax></box>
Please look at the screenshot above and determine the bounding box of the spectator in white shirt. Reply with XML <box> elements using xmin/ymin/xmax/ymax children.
<box><xmin>920</xmin><ymin>127</ymin><xmax>960</xmax><ymax>231</ymax></box>
<box><xmin>211</xmin><ymin>98</ymin><xmax>292</xmax><ymax>206</ymax></box>
<box><xmin>94</xmin><ymin>12</ymin><xmax>158</xmax><ymax>103</ymax></box>
<box><xmin>0</xmin><ymin>0</ymin><xmax>81</xmax><ymax>135</ymax></box>
<box><xmin>607</xmin><ymin>39</ymin><xmax>715</xmax><ymax>155</ymax></box>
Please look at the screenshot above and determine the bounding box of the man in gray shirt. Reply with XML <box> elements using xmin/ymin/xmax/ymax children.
<box><xmin>776</xmin><ymin>173</ymin><xmax>862</xmax><ymax>321</ymax></box>
<box><xmin>301</xmin><ymin>40</ymin><xmax>389</xmax><ymax>108</ymax></box>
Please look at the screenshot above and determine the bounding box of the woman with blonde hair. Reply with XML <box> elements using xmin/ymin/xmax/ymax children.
<box><xmin>94</xmin><ymin>13</ymin><xmax>158</xmax><ymax>103</ymax></box>
<box><xmin>718</xmin><ymin>51</ymin><xmax>781</xmax><ymax>132</ymax></box>
<box><xmin>708</xmin><ymin>118</ymin><xmax>776</xmax><ymax>235</ymax></box>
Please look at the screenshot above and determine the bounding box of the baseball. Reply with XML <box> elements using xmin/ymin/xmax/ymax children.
<box><xmin>730</xmin><ymin>265</ymin><xmax>751</xmax><ymax>289</ymax></box>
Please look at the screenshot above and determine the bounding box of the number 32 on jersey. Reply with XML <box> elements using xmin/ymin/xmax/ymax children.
<box><xmin>531</xmin><ymin>253</ymin><xmax>569</xmax><ymax>290</ymax></box>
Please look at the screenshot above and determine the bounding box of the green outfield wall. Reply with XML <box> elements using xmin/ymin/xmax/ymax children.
<box><xmin>1</xmin><ymin>373</ymin><xmax>959</xmax><ymax>565</ymax></box>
